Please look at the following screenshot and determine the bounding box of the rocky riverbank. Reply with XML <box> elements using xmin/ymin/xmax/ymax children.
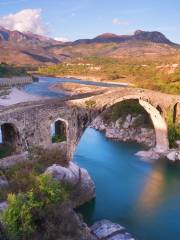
<box><xmin>91</xmin><ymin>114</ymin><xmax>156</xmax><ymax>148</ymax></box>
<box><xmin>91</xmin><ymin>113</ymin><xmax>180</xmax><ymax>162</ymax></box>
<box><xmin>0</xmin><ymin>88</ymin><xmax>47</xmax><ymax>107</ymax></box>
<box><xmin>49</xmin><ymin>82</ymin><xmax>107</xmax><ymax>96</ymax></box>
<box><xmin>91</xmin><ymin>220</ymin><xmax>135</xmax><ymax>240</ymax></box>
<box><xmin>0</xmin><ymin>160</ymin><xmax>136</xmax><ymax>240</ymax></box>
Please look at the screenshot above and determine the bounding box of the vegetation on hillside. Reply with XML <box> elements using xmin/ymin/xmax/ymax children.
<box><xmin>166</xmin><ymin>111</ymin><xmax>180</xmax><ymax>147</ymax></box>
<box><xmin>0</xmin><ymin>63</ymin><xmax>28</xmax><ymax>77</ymax></box>
<box><xmin>1</xmin><ymin>175</ymin><xmax>69</xmax><ymax>239</ymax></box>
<box><xmin>0</xmin><ymin>147</ymin><xmax>89</xmax><ymax>240</ymax></box>
<box><xmin>38</xmin><ymin>56</ymin><xmax>180</xmax><ymax>94</ymax></box>
<box><xmin>102</xmin><ymin>100</ymin><xmax>153</xmax><ymax>127</ymax></box>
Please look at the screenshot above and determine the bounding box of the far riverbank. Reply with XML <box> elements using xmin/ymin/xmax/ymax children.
<box><xmin>33</xmin><ymin>73</ymin><xmax>131</xmax><ymax>86</ymax></box>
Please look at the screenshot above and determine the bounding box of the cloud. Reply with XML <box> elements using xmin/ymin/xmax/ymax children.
<box><xmin>0</xmin><ymin>9</ymin><xmax>46</xmax><ymax>35</ymax></box>
<box><xmin>112</xmin><ymin>18</ymin><xmax>129</xmax><ymax>26</ymax></box>
<box><xmin>54</xmin><ymin>37</ymin><xmax>69</xmax><ymax>42</ymax></box>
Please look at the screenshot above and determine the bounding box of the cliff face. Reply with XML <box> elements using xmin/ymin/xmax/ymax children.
<box><xmin>91</xmin><ymin>113</ymin><xmax>156</xmax><ymax>148</ymax></box>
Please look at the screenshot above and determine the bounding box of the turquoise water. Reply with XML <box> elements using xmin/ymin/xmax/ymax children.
<box><xmin>74</xmin><ymin>128</ymin><xmax>180</xmax><ymax>240</ymax></box>
<box><xmin>23</xmin><ymin>76</ymin><xmax>127</xmax><ymax>98</ymax></box>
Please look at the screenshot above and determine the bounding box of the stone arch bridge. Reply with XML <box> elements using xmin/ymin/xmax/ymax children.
<box><xmin>0</xmin><ymin>88</ymin><xmax>179</xmax><ymax>161</ymax></box>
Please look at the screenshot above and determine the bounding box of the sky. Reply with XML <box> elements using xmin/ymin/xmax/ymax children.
<box><xmin>0</xmin><ymin>0</ymin><xmax>180</xmax><ymax>43</ymax></box>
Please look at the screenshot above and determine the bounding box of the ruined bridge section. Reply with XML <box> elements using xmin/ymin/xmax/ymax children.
<box><xmin>0</xmin><ymin>88</ymin><xmax>179</xmax><ymax>161</ymax></box>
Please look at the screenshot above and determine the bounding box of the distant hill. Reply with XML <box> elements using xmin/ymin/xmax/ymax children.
<box><xmin>0</xmin><ymin>27</ymin><xmax>179</xmax><ymax>65</ymax></box>
<box><xmin>73</xmin><ymin>30</ymin><xmax>174</xmax><ymax>45</ymax></box>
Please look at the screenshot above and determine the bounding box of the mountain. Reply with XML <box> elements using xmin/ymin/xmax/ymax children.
<box><xmin>0</xmin><ymin>26</ymin><xmax>60</xmax><ymax>46</ymax></box>
<box><xmin>0</xmin><ymin>27</ymin><xmax>179</xmax><ymax>65</ymax></box>
<box><xmin>0</xmin><ymin>26</ymin><xmax>70</xmax><ymax>65</ymax></box>
<box><xmin>73</xmin><ymin>30</ymin><xmax>174</xmax><ymax>45</ymax></box>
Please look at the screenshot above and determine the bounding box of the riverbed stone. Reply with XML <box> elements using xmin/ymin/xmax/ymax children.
<box><xmin>175</xmin><ymin>140</ymin><xmax>180</xmax><ymax>148</ymax></box>
<box><xmin>166</xmin><ymin>150</ymin><xmax>180</xmax><ymax>161</ymax></box>
<box><xmin>135</xmin><ymin>149</ymin><xmax>160</xmax><ymax>161</ymax></box>
<box><xmin>45</xmin><ymin>162</ymin><xmax>96</xmax><ymax>206</ymax></box>
<box><xmin>91</xmin><ymin>220</ymin><xmax>135</xmax><ymax>240</ymax></box>
<box><xmin>0</xmin><ymin>202</ymin><xmax>8</xmax><ymax>213</ymax></box>
<box><xmin>0</xmin><ymin>177</ymin><xmax>8</xmax><ymax>188</ymax></box>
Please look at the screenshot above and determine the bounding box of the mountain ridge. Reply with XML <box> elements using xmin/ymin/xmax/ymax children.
<box><xmin>0</xmin><ymin>27</ymin><xmax>179</xmax><ymax>65</ymax></box>
<box><xmin>73</xmin><ymin>30</ymin><xmax>175</xmax><ymax>45</ymax></box>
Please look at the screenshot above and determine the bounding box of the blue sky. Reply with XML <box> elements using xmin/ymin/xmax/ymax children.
<box><xmin>0</xmin><ymin>0</ymin><xmax>180</xmax><ymax>43</ymax></box>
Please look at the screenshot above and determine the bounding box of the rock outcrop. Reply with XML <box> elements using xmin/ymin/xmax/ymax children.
<box><xmin>0</xmin><ymin>177</ymin><xmax>8</xmax><ymax>188</ymax></box>
<box><xmin>136</xmin><ymin>148</ymin><xmax>180</xmax><ymax>162</ymax></box>
<box><xmin>135</xmin><ymin>149</ymin><xmax>161</xmax><ymax>161</ymax></box>
<box><xmin>166</xmin><ymin>150</ymin><xmax>180</xmax><ymax>161</ymax></box>
<box><xmin>91</xmin><ymin>114</ymin><xmax>156</xmax><ymax>148</ymax></box>
<box><xmin>0</xmin><ymin>202</ymin><xmax>8</xmax><ymax>213</ymax></box>
<box><xmin>91</xmin><ymin>220</ymin><xmax>135</xmax><ymax>240</ymax></box>
<box><xmin>45</xmin><ymin>162</ymin><xmax>96</xmax><ymax>206</ymax></box>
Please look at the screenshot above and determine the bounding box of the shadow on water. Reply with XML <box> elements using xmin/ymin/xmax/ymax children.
<box><xmin>74</xmin><ymin>128</ymin><xmax>180</xmax><ymax>240</ymax></box>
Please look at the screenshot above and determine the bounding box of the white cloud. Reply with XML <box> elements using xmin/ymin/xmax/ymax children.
<box><xmin>113</xmin><ymin>18</ymin><xmax>129</xmax><ymax>26</ymax></box>
<box><xmin>0</xmin><ymin>9</ymin><xmax>46</xmax><ymax>35</ymax></box>
<box><xmin>54</xmin><ymin>37</ymin><xmax>69</xmax><ymax>42</ymax></box>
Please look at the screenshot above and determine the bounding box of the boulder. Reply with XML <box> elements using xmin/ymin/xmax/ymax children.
<box><xmin>0</xmin><ymin>177</ymin><xmax>8</xmax><ymax>188</ymax></box>
<box><xmin>166</xmin><ymin>150</ymin><xmax>180</xmax><ymax>161</ymax></box>
<box><xmin>91</xmin><ymin>220</ymin><xmax>135</xmax><ymax>240</ymax></box>
<box><xmin>115</xmin><ymin>118</ymin><xmax>123</xmax><ymax>128</ymax></box>
<box><xmin>91</xmin><ymin>116</ymin><xmax>106</xmax><ymax>131</ymax></box>
<box><xmin>135</xmin><ymin>149</ymin><xmax>160</xmax><ymax>161</ymax></box>
<box><xmin>0</xmin><ymin>202</ymin><xmax>8</xmax><ymax>213</ymax></box>
<box><xmin>175</xmin><ymin>140</ymin><xmax>180</xmax><ymax>148</ymax></box>
<box><xmin>45</xmin><ymin>162</ymin><xmax>96</xmax><ymax>206</ymax></box>
<box><xmin>126</xmin><ymin>114</ymin><xmax>132</xmax><ymax>123</ymax></box>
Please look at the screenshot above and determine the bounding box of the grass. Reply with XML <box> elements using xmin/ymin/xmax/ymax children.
<box><xmin>52</xmin><ymin>134</ymin><xmax>66</xmax><ymax>143</ymax></box>
<box><xmin>0</xmin><ymin>144</ymin><xmax>14</xmax><ymax>159</ymax></box>
<box><xmin>0</xmin><ymin>146</ymin><xmax>68</xmax><ymax>202</ymax></box>
<box><xmin>0</xmin><ymin>147</ymin><xmax>89</xmax><ymax>240</ymax></box>
<box><xmin>103</xmin><ymin>99</ymin><xmax>152</xmax><ymax>125</ymax></box>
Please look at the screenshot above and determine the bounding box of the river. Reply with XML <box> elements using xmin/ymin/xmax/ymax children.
<box><xmin>74</xmin><ymin>128</ymin><xmax>180</xmax><ymax>240</ymax></box>
<box><xmin>23</xmin><ymin>76</ymin><xmax>127</xmax><ymax>98</ymax></box>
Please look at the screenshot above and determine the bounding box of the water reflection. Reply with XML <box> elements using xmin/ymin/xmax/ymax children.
<box><xmin>136</xmin><ymin>164</ymin><xmax>166</xmax><ymax>212</ymax></box>
<box><xmin>136</xmin><ymin>161</ymin><xmax>180</xmax><ymax>214</ymax></box>
<box><xmin>75</xmin><ymin>128</ymin><xmax>180</xmax><ymax>240</ymax></box>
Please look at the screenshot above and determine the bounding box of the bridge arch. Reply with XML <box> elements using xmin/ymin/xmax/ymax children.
<box><xmin>0</xmin><ymin>122</ymin><xmax>21</xmax><ymax>154</ymax></box>
<box><xmin>99</xmin><ymin>95</ymin><xmax>169</xmax><ymax>152</ymax></box>
<box><xmin>98</xmin><ymin>95</ymin><xmax>169</xmax><ymax>152</ymax></box>
<box><xmin>50</xmin><ymin>118</ymin><xmax>68</xmax><ymax>143</ymax></box>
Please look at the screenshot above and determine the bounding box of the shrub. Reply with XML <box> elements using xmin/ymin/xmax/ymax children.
<box><xmin>105</xmin><ymin>100</ymin><xmax>149</xmax><ymax>121</ymax></box>
<box><xmin>0</xmin><ymin>147</ymin><xmax>68</xmax><ymax>202</ymax></box>
<box><xmin>0</xmin><ymin>144</ymin><xmax>14</xmax><ymax>159</ymax></box>
<box><xmin>52</xmin><ymin>134</ymin><xmax>66</xmax><ymax>143</ymax></box>
<box><xmin>1</xmin><ymin>175</ymin><xmax>69</xmax><ymax>239</ymax></box>
<box><xmin>85</xmin><ymin>100</ymin><xmax>96</xmax><ymax>109</ymax></box>
<box><xmin>166</xmin><ymin>111</ymin><xmax>180</xmax><ymax>147</ymax></box>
